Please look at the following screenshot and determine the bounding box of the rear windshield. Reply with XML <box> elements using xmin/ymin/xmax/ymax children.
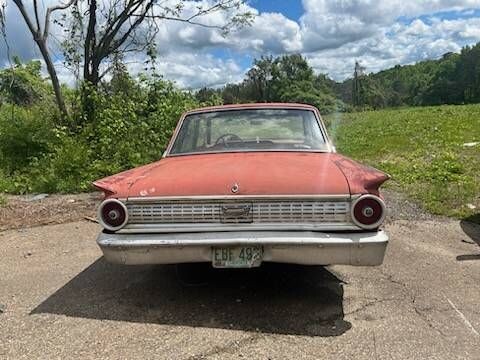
<box><xmin>169</xmin><ymin>109</ymin><xmax>328</xmax><ymax>155</ymax></box>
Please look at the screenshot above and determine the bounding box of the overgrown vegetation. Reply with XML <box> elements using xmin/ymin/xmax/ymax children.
<box><xmin>0</xmin><ymin>62</ymin><xmax>219</xmax><ymax>193</ymax></box>
<box><xmin>327</xmin><ymin>105</ymin><xmax>480</xmax><ymax>220</ymax></box>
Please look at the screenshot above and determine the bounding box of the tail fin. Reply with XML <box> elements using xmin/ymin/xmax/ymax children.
<box><xmin>334</xmin><ymin>157</ymin><xmax>390</xmax><ymax>196</ymax></box>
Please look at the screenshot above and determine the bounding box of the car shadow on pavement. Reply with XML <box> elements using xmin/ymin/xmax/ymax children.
<box><xmin>31</xmin><ymin>259</ymin><xmax>351</xmax><ymax>337</ymax></box>
<box><xmin>458</xmin><ymin>215</ymin><xmax>480</xmax><ymax>261</ymax></box>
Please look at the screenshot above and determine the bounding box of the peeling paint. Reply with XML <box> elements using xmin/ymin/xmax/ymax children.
<box><xmin>93</xmin><ymin>152</ymin><xmax>389</xmax><ymax>199</ymax></box>
<box><xmin>333</xmin><ymin>156</ymin><xmax>390</xmax><ymax>196</ymax></box>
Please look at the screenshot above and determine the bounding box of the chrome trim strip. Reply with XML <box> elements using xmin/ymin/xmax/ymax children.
<box><xmin>125</xmin><ymin>194</ymin><xmax>352</xmax><ymax>202</ymax></box>
<box><xmin>165</xmin><ymin>149</ymin><xmax>331</xmax><ymax>158</ymax></box>
<box><xmin>119</xmin><ymin>223</ymin><xmax>362</xmax><ymax>233</ymax></box>
<box><xmin>99</xmin><ymin>230</ymin><xmax>387</xmax><ymax>247</ymax></box>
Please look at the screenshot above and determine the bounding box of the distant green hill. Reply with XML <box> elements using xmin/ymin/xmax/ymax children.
<box><xmin>210</xmin><ymin>42</ymin><xmax>480</xmax><ymax>112</ymax></box>
<box><xmin>327</xmin><ymin>104</ymin><xmax>480</xmax><ymax>222</ymax></box>
<box><xmin>337</xmin><ymin>44</ymin><xmax>480</xmax><ymax>109</ymax></box>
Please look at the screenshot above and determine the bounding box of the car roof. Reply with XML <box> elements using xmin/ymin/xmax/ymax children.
<box><xmin>183</xmin><ymin>103</ymin><xmax>319</xmax><ymax>116</ymax></box>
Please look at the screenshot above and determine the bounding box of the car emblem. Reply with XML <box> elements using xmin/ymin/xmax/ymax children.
<box><xmin>231</xmin><ymin>183</ymin><xmax>239</xmax><ymax>193</ymax></box>
<box><xmin>221</xmin><ymin>203</ymin><xmax>253</xmax><ymax>223</ymax></box>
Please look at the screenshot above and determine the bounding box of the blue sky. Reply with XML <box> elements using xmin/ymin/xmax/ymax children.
<box><xmin>2</xmin><ymin>0</ymin><xmax>480</xmax><ymax>88</ymax></box>
<box><xmin>252</xmin><ymin>0</ymin><xmax>304</xmax><ymax>21</ymax></box>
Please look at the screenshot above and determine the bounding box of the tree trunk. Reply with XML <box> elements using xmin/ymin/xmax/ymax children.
<box><xmin>82</xmin><ymin>57</ymin><xmax>100</xmax><ymax>123</ymax></box>
<box><xmin>12</xmin><ymin>0</ymin><xmax>69</xmax><ymax>120</ymax></box>
<box><xmin>36</xmin><ymin>38</ymin><xmax>69</xmax><ymax>119</ymax></box>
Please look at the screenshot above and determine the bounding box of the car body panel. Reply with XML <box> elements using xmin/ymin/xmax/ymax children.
<box><xmin>95</xmin><ymin>152</ymin><xmax>349</xmax><ymax>198</ymax></box>
<box><xmin>93</xmin><ymin>152</ymin><xmax>389</xmax><ymax>199</ymax></box>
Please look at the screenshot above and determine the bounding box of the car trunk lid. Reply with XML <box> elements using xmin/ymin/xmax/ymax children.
<box><xmin>118</xmin><ymin>152</ymin><xmax>351</xmax><ymax>198</ymax></box>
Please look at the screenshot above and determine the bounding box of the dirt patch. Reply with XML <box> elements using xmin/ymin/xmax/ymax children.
<box><xmin>0</xmin><ymin>193</ymin><xmax>102</xmax><ymax>231</ymax></box>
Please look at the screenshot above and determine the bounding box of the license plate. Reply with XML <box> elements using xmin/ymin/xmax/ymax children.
<box><xmin>212</xmin><ymin>246</ymin><xmax>263</xmax><ymax>268</ymax></box>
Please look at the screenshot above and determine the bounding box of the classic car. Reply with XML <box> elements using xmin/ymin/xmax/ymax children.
<box><xmin>93</xmin><ymin>103</ymin><xmax>390</xmax><ymax>268</ymax></box>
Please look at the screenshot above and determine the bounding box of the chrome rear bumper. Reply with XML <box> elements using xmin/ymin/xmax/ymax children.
<box><xmin>97</xmin><ymin>230</ymin><xmax>388</xmax><ymax>266</ymax></box>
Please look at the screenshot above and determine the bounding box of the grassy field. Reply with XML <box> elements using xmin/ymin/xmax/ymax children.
<box><xmin>326</xmin><ymin>104</ymin><xmax>480</xmax><ymax>223</ymax></box>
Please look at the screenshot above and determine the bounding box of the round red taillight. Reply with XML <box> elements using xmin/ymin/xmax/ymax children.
<box><xmin>98</xmin><ymin>199</ymin><xmax>128</xmax><ymax>231</ymax></box>
<box><xmin>351</xmin><ymin>195</ymin><xmax>386</xmax><ymax>230</ymax></box>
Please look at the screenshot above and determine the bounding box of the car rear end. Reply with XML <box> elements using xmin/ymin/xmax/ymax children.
<box><xmin>96</xmin><ymin>194</ymin><xmax>388</xmax><ymax>267</ymax></box>
<box><xmin>94</xmin><ymin>104</ymin><xmax>389</xmax><ymax>268</ymax></box>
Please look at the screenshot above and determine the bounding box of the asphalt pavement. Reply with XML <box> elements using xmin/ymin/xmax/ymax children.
<box><xmin>0</xmin><ymin>197</ymin><xmax>479</xmax><ymax>359</ymax></box>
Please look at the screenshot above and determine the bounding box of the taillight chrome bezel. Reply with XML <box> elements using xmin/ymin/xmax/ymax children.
<box><xmin>351</xmin><ymin>194</ymin><xmax>386</xmax><ymax>230</ymax></box>
<box><xmin>98</xmin><ymin>198</ymin><xmax>129</xmax><ymax>232</ymax></box>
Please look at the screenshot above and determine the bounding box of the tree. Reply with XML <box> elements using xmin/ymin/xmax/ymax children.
<box><xmin>0</xmin><ymin>58</ymin><xmax>47</xmax><ymax>106</ymax></box>
<box><xmin>11</xmin><ymin>0</ymin><xmax>253</xmax><ymax>120</ymax></box>
<box><xmin>244</xmin><ymin>56</ymin><xmax>275</xmax><ymax>102</ymax></box>
<box><xmin>12</xmin><ymin>0</ymin><xmax>77</xmax><ymax>119</ymax></box>
<box><xmin>195</xmin><ymin>87</ymin><xmax>222</xmax><ymax>105</ymax></box>
<box><xmin>63</xmin><ymin>0</ymin><xmax>253</xmax><ymax>88</ymax></box>
<box><xmin>352</xmin><ymin>61</ymin><xmax>365</xmax><ymax>107</ymax></box>
<box><xmin>221</xmin><ymin>83</ymin><xmax>244</xmax><ymax>104</ymax></box>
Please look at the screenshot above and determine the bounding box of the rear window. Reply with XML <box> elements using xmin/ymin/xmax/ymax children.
<box><xmin>169</xmin><ymin>109</ymin><xmax>328</xmax><ymax>155</ymax></box>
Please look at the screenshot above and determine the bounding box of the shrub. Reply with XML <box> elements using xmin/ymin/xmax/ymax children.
<box><xmin>0</xmin><ymin>75</ymin><xmax>201</xmax><ymax>194</ymax></box>
<box><xmin>0</xmin><ymin>104</ymin><xmax>57</xmax><ymax>173</ymax></box>
<box><xmin>0</xmin><ymin>60</ymin><xmax>49</xmax><ymax>106</ymax></box>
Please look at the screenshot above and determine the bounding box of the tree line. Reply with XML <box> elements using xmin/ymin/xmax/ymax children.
<box><xmin>196</xmin><ymin>43</ymin><xmax>480</xmax><ymax>113</ymax></box>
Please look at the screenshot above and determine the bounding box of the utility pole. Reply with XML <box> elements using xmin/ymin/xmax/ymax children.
<box><xmin>353</xmin><ymin>61</ymin><xmax>366</xmax><ymax>106</ymax></box>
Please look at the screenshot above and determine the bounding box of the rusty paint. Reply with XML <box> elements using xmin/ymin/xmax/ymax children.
<box><xmin>182</xmin><ymin>102</ymin><xmax>318</xmax><ymax>115</ymax></box>
<box><xmin>93</xmin><ymin>152</ymin><xmax>389</xmax><ymax>199</ymax></box>
<box><xmin>94</xmin><ymin>152</ymin><xmax>349</xmax><ymax>198</ymax></box>
<box><xmin>333</xmin><ymin>156</ymin><xmax>391</xmax><ymax>196</ymax></box>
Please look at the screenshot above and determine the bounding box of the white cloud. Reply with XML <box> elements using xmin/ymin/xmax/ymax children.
<box><xmin>152</xmin><ymin>4</ymin><xmax>302</xmax><ymax>55</ymax></box>
<box><xmin>3</xmin><ymin>0</ymin><xmax>480</xmax><ymax>86</ymax></box>
<box><xmin>299</xmin><ymin>0</ymin><xmax>480</xmax><ymax>52</ymax></box>
<box><xmin>306</xmin><ymin>16</ymin><xmax>480</xmax><ymax>80</ymax></box>
<box><xmin>146</xmin><ymin>52</ymin><xmax>244</xmax><ymax>89</ymax></box>
<box><xmin>229</xmin><ymin>12</ymin><xmax>302</xmax><ymax>53</ymax></box>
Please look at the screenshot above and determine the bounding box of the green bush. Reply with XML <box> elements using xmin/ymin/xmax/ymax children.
<box><xmin>0</xmin><ymin>73</ymin><xmax>202</xmax><ymax>193</ymax></box>
<box><xmin>29</xmin><ymin>135</ymin><xmax>93</xmax><ymax>193</ymax></box>
<box><xmin>85</xmin><ymin>77</ymin><xmax>199</xmax><ymax>180</ymax></box>
<box><xmin>0</xmin><ymin>60</ymin><xmax>50</xmax><ymax>106</ymax></box>
<box><xmin>0</xmin><ymin>104</ymin><xmax>57</xmax><ymax>173</ymax></box>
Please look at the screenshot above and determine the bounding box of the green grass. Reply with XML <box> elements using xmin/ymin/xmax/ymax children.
<box><xmin>0</xmin><ymin>194</ymin><xmax>7</xmax><ymax>207</ymax></box>
<box><xmin>326</xmin><ymin>104</ymin><xmax>480</xmax><ymax>221</ymax></box>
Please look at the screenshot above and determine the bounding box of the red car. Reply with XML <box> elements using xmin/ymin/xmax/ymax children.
<box><xmin>94</xmin><ymin>103</ymin><xmax>389</xmax><ymax>268</ymax></box>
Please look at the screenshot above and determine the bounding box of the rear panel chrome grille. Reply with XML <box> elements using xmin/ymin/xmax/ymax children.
<box><xmin>254</xmin><ymin>202</ymin><xmax>348</xmax><ymax>222</ymax></box>
<box><xmin>128</xmin><ymin>203</ymin><xmax>219</xmax><ymax>223</ymax></box>
<box><xmin>126</xmin><ymin>200</ymin><xmax>350</xmax><ymax>225</ymax></box>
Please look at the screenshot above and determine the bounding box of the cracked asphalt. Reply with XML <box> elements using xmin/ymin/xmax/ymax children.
<box><xmin>0</xmin><ymin>193</ymin><xmax>479</xmax><ymax>359</ymax></box>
